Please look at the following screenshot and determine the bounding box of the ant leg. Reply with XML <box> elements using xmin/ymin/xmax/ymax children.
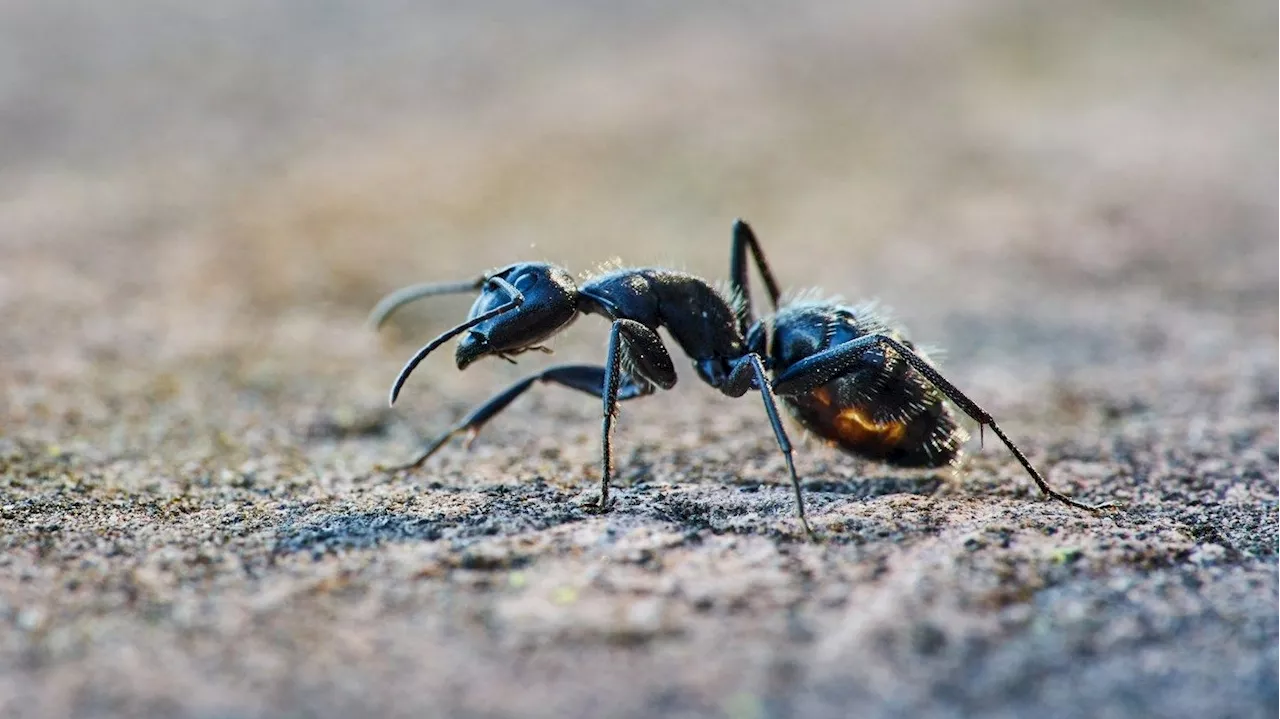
<box><xmin>722</xmin><ymin>354</ymin><xmax>816</xmax><ymax>538</ymax></box>
<box><xmin>390</xmin><ymin>365</ymin><xmax>653</xmax><ymax>472</ymax></box>
<box><xmin>600</xmin><ymin>319</ymin><xmax>678</xmax><ymax>511</ymax></box>
<box><xmin>772</xmin><ymin>334</ymin><xmax>1115</xmax><ymax>512</ymax></box>
<box><xmin>388</xmin><ymin>276</ymin><xmax>525</xmax><ymax>406</ymax></box>
<box><xmin>729</xmin><ymin>219</ymin><xmax>783</xmax><ymax>331</ymax></box>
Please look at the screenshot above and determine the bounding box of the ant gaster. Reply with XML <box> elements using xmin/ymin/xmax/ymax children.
<box><xmin>370</xmin><ymin>220</ymin><xmax>1113</xmax><ymax>537</ymax></box>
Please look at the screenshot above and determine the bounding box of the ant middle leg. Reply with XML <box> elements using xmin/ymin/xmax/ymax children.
<box><xmin>771</xmin><ymin>334</ymin><xmax>1115</xmax><ymax>512</ymax></box>
<box><xmin>721</xmin><ymin>353</ymin><xmax>816</xmax><ymax>538</ymax></box>
<box><xmin>390</xmin><ymin>364</ymin><xmax>653</xmax><ymax>472</ymax></box>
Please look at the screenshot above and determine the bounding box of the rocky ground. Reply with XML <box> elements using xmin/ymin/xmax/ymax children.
<box><xmin>0</xmin><ymin>2</ymin><xmax>1276</xmax><ymax>717</ymax></box>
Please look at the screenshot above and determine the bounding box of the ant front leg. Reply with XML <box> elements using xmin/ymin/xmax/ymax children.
<box><xmin>389</xmin><ymin>364</ymin><xmax>654</xmax><ymax>472</ymax></box>
<box><xmin>771</xmin><ymin>334</ymin><xmax>1116</xmax><ymax>512</ymax></box>
<box><xmin>599</xmin><ymin>319</ymin><xmax>677</xmax><ymax>511</ymax></box>
<box><xmin>721</xmin><ymin>354</ymin><xmax>815</xmax><ymax>538</ymax></box>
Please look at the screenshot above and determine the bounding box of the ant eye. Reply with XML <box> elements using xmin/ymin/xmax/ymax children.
<box><xmin>514</xmin><ymin>273</ymin><xmax>539</xmax><ymax>292</ymax></box>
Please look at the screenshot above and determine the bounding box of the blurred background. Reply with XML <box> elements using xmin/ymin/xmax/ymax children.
<box><xmin>3</xmin><ymin>1</ymin><xmax>1274</xmax><ymax>460</ymax></box>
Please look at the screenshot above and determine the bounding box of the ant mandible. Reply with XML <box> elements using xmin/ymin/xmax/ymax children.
<box><xmin>369</xmin><ymin>220</ymin><xmax>1114</xmax><ymax>537</ymax></box>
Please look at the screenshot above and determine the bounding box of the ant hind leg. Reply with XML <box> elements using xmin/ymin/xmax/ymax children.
<box><xmin>771</xmin><ymin>333</ymin><xmax>1117</xmax><ymax>513</ymax></box>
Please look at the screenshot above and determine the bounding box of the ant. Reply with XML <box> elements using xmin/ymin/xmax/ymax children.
<box><xmin>369</xmin><ymin>220</ymin><xmax>1114</xmax><ymax>537</ymax></box>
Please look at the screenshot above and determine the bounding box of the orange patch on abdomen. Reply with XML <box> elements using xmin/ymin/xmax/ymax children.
<box><xmin>832</xmin><ymin>407</ymin><xmax>908</xmax><ymax>446</ymax></box>
<box><xmin>787</xmin><ymin>387</ymin><xmax>910</xmax><ymax>455</ymax></box>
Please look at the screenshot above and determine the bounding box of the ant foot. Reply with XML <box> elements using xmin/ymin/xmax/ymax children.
<box><xmin>579</xmin><ymin>491</ymin><xmax>615</xmax><ymax>514</ymax></box>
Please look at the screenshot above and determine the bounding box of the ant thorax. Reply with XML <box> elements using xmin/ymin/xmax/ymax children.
<box><xmin>579</xmin><ymin>268</ymin><xmax>745</xmax><ymax>363</ymax></box>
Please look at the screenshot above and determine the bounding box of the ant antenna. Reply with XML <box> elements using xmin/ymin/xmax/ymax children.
<box><xmin>367</xmin><ymin>275</ymin><xmax>488</xmax><ymax>329</ymax></box>
<box><xmin>388</xmin><ymin>276</ymin><xmax>524</xmax><ymax>406</ymax></box>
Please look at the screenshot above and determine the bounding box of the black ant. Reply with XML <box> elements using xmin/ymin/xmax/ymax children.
<box><xmin>370</xmin><ymin>220</ymin><xmax>1114</xmax><ymax>537</ymax></box>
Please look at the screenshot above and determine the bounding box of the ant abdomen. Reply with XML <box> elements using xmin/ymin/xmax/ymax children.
<box><xmin>769</xmin><ymin>301</ymin><xmax>968</xmax><ymax>468</ymax></box>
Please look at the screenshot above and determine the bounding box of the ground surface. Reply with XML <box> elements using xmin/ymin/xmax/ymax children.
<box><xmin>1</xmin><ymin>2</ymin><xmax>1276</xmax><ymax>718</ymax></box>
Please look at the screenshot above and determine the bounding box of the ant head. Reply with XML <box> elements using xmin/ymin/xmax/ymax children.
<box><xmin>456</xmin><ymin>263</ymin><xmax>579</xmax><ymax>369</ymax></box>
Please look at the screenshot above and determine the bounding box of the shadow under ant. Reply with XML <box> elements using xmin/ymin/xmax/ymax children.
<box><xmin>273</xmin><ymin>478</ymin><xmax>585</xmax><ymax>557</ymax></box>
<box><xmin>273</xmin><ymin>466</ymin><xmax>947</xmax><ymax>557</ymax></box>
<box><xmin>792</xmin><ymin>473</ymin><xmax>943</xmax><ymax>499</ymax></box>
